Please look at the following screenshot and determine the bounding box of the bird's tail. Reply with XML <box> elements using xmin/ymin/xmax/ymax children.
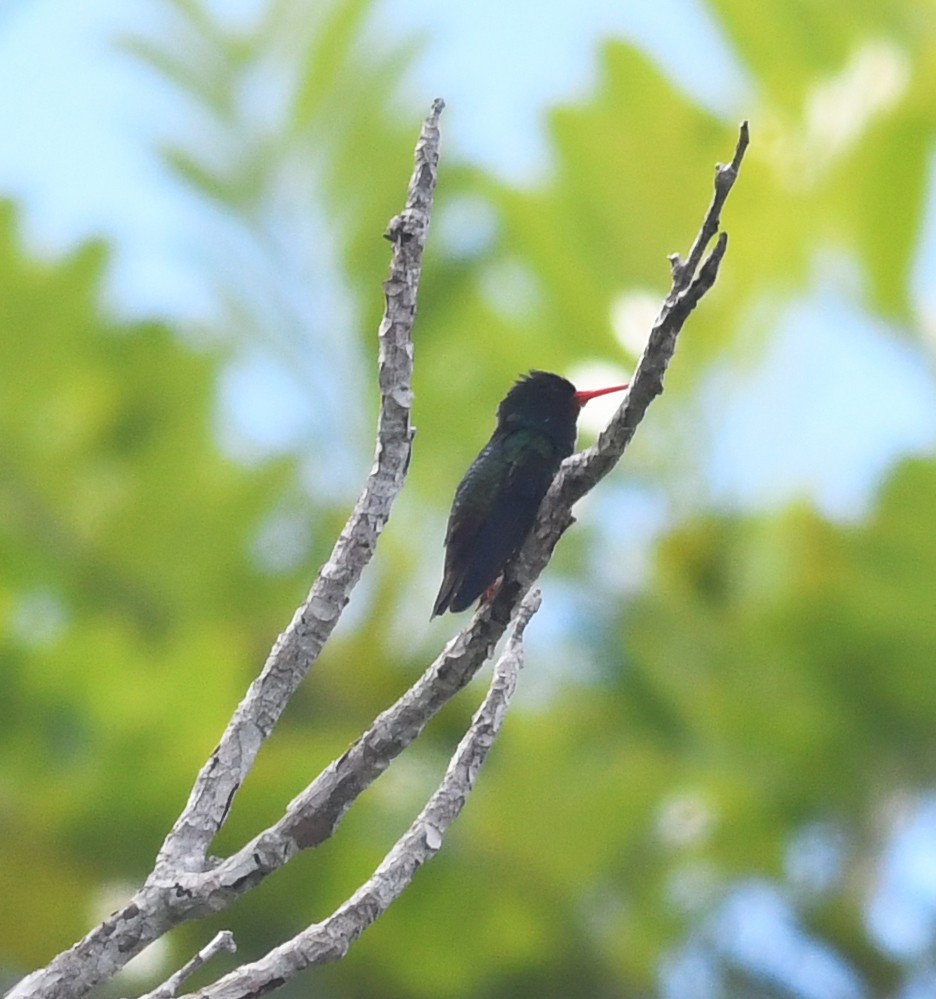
<box><xmin>431</xmin><ymin>569</ymin><xmax>459</xmax><ymax>618</ymax></box>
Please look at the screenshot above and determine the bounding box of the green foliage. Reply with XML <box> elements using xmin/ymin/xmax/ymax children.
<box><xmin>0</xmin><ymin>200</ymin><xmax>300</xmax><ymax>963</ymax></box>
<box><xmin>4</xmin><ymin>0</ymin><xmax>936</xmax><ymax>997</ymax></box>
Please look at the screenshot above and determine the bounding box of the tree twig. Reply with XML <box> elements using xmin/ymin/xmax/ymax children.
<box><xmin>132</xmin><ymin>931</ymin><xmax>237</xmax><ymax>999</ymax></box>
<box><xmin>671</xmin><ymin>120</ymin><xmax>749</xmax><ymax>290</ymax></box>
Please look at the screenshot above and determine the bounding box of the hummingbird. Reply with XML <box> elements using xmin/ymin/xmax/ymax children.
<box><xmin>432</xmin><ymin>370</ymin><xmax>628</xmax><ymax>617</ymax></box>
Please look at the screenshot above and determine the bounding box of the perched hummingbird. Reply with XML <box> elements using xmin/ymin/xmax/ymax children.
<box><xmin>432</xmin><ymin>370</ymin><xmax>628</xmax><ymax>617</ymax></box>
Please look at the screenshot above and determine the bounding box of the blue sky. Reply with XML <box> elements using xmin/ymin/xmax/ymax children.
<box><xmin>0</xmin><ymin>0</ymin><xmax>747</xmax><ymax>312</ymax></box>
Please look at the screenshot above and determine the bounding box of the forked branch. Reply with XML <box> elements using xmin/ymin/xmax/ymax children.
<box><xmin>4</xmin><ymin>114</ymin><xmax>749</xmax><ymax>999</ymax></box>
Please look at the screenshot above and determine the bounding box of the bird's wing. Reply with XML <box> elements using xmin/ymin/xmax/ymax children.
<box><xmin>433</xmin><ymin>431</ymin><xmax>558</xmax><ymax>615</ymax></box>
<box><xmin>431</xmin><ymin>458</ymin><xmax>491</xmax><ymax>617</ymax></box>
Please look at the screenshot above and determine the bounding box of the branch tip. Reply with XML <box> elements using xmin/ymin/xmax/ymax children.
<box><xmin>717</xmin><ymin>120</ymin><xmax>750</xmax><ymax>187</ymax></box>
<box><xmin>135</xmin><ymin>931</ymin><xmax>237</xmax><ymax>999</ymax></box>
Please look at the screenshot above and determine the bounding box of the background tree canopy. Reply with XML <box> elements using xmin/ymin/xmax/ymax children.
<box><xmin>2</xmin><ymin>1</ymin><xmax>936</xmax><ymax>996</ymax></box>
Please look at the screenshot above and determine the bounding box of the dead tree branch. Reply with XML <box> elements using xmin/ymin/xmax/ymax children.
<box><xmin>3</xmin><ymin>114</ymin><xmax>748</xmax><ymax>999</ymax></box>
<box><xmin>152</xmin><ymin>97</ymin><xmax>445</xmax><ymax>880</ymax></box>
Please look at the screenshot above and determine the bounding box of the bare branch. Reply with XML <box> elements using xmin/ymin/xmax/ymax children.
<box><xmin>153</xmin><ymin>96</ymin><xmax>446</xmax><ymax>877</ymax></box>
<box><xmin>670</xmin><ymin>120</ymin><xmax>749</xmax><ymax>289</ymax></box>
<box><xmin>172</xmin><ymin>591</ymin><xmax>541</xmax><ymax>999</ymax></box>
<box><xmin>132</xmin><ymin>931</ymin><xmax>237</xmax><ymax>999</ymax></box>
